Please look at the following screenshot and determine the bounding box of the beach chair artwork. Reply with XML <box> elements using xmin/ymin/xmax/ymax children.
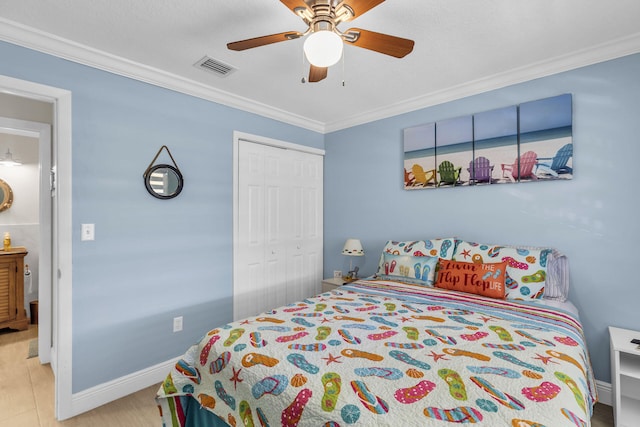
<box><xmin>501</xmin><ymin>151</ymin><xmax>538</xmax><ymax>182</ymax></box>
<box><xmin>404</xmin><ymin>168</ymin><xmax>415</xmax><ymax>187</ymax></box>
<box><xmin>467</xmin><ymin>156</ymin><xmax>494</xmax><ymax>184</ymax></box>
<box><xmin>403</xmin><ymin>94</ymin><xmax>573</xmax><ymax>190</ymax></box>
<box><xmin>437</xmin><ymin>160</ymin><xmax>462</xmax><ymax>187</ymax></box>
<box><xmin>411</xmin><ymin>164</ymin><xmax>436</xmax><ymax>187</ymax></box>
<box><xmin>535</xmin><ymin>143</ymin><xmax>573</xmax><ymax>178</ymax></box>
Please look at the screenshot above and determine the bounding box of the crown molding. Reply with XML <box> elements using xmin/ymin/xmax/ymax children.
<box><xmin>2</xmin><ymin>18</ymin><xmax>639</xmax><ymax>135</ymax></box>
<box><xmin>0</xmin><ymin>18</ymin><xmax>326</xmax><ymax>134</ymax></box>
<box><xmin>324</xmin><ymin>32</ymin><xmax>640</xmax><ymax>133</ymax></box>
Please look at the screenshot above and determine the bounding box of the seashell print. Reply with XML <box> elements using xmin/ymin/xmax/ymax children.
<box><xmin>406</xmin><ymin>368</ymin><xmax>424</xmax><ymax>378</ymax></box>
<box><xmin>290</xmin><ymin>373</ymin><xmax>308</xmax><ymax>387</ymax></box>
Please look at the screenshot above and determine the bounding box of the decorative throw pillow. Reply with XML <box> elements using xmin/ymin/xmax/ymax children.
<box><xmin>453</xmin><ymin>241</ymin><xmax>550</xmax><ymax>300</ymax></box>
<box><xmin>435</xmin><ymin>259</ymin><xmax>508</xmax><ymax>299</ymax></box>
<box><xmin>376</xmin><ymin>238</ymin><xmax>458</xmax><ymax>275</ymax></box>
<box><xmin>377</xmin><ymin>253</ymin><xmax>438</xmax><ymax>287</ymax></box>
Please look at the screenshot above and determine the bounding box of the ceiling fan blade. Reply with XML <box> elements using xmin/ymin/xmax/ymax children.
<box><xmin>227</xmin><ymin>31</ymin><xmax>302</xmax><ymax>51</ymax></box>
<box><xmin>280</xmin><ymin>0</ymin><xmax>311</xmax><ymax>15</ymax></box>
<box><xmin>344</xmin><ymin>28</ymin><xmax>414</xmax><ymax>58</ymax></box>
<box><xmin>308</xmin><ymin>65</ymin><xmax>328</xmax><ymax>83</ymax></box>
<box><xmin>337</xmin><ymin>0</ymin><xmax>385</xmax><ymax>21</ymax></box>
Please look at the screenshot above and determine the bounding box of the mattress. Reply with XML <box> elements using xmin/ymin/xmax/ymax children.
<box><xmin>156</xmin><ymin>278</ymin><xmax>596</xmax><ymax>426</ymax></box>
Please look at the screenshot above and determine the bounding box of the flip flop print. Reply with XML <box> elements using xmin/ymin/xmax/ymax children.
<box><xmin>200</xmin><ymin>334</ymin><xmax>221</xmax><ymax>365</ymax></box>
<box><xmin>554</xmin><ymin>372</ymin><xmax>586</xmax><ymax>412</ymax></box>
<box><xmin>215</xmin><ymin>380</ymin><xmax>236</xmax><ymax>410</ymax></box>
<box><xmin>394</xmin><ymin>379</ymin><xmax>436</xmax><ymax>404</ymax></box>
<box><xmin>489</xmin><ymin>325</ymin><xmax>513</xmax><ymax>341</ymax></box>
<box><xmin>251</xmin><ymin>375</ymin><xmax>288</xmax><ymax>399</ymax></box>
<box><xmin>438</xmin><ymin>368</ymin><xmax>467</xmax><ymax>400</ymax></box>
<box><xmin>402</xmin><ymin>326</ymin><xmax>419</xmax><ymax>340</ymax></box>
<box><xmin>281</xmin><ymin>388</ymin><xmax>312</xmax><ymax>427</ymax></box>
<box><xmin>239</xmin><ymin>400</ymin><xmax>254</xmax><ymax>427</ymax></box>
<box><xmin>561</xmin><ymin>408</ymin><xmax>587</xmax><ymax>427</ymax></box>
<box><xmin>470</xmin><ymin>376</ymin><xmax>525</xmax><ymax>410</ymax></box>
<box><xmin>241</xmin><ymin>353</ymin><xmax>280</xmax><ymax>368</ymax></box>
<box><xmin>423</xmin><ymin>406</ymin><xmax>483</xmax><ymax>423</ymax></box>
<box><xmin>255</xmin><ymin>407</ymin><xmax>270</xmax><ymax>427</ymax></box>
<box><xmin>224</xmin><ymin>328</ymin><xmax>245</xmax><ymax>347</ymax></box>
<box><xmin>547</xmin><ymin>350</ymin><xmax>586</xmax><ymax>377</ymax></box>
<box><xmin>350</xmin><ymin>380</ymin><xmax>389</xmax><ymax>414</ymax></box>
<box><xmin>275</xmin><ymin>331</ymin><xmax>309</xmax><ymax>343</ymax></box>
<box><xmin>315</xmin><ymin>326</ymin><xmax>331</xmax><ymax>341</ymax></box>
<box><xmin>321</xmin><ymin>372</ymin><xmax>341</xmax><ymax>412</ymax></box>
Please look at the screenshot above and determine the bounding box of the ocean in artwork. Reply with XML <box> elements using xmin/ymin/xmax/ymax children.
<box><xmin>404</xmin><ymin>94</ymin><xmax>574</xmax><ymax>189</ymax></box>
<box><xmin>404</xmin><ymin>126</ymin><xmax>573</xmax><ymax>187</ymax></box>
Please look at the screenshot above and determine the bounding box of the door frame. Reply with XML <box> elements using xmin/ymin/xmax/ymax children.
<box><xmin>0</xmin><ymin>74</ymin><xmax>73</xmax><ymax>420</ymax></box>
<box><xmin>232</xmin><ymin>131</ymin><xmax>324</xmax><ymax>320</ymax></box>
<box><xmin>0</xmin><ymin>117</ymin><xmax>52</xmax><ymax>363</ymax></box>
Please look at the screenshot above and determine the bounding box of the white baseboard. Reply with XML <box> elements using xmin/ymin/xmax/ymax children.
<box><xmin>68</xmin><ymin>356</ymin><xmax>180</xmax><ymax>418</ymax></box>
<box><xmin>596</xmin><ymin>380</ymin><xmax>612</xmax><ymax>406</ymax></box>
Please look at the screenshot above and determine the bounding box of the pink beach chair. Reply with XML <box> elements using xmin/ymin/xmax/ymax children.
<box><xmin>501</xmin><ymin>151</ymin><xmax>538</xmax><ymax>182</ymax></box>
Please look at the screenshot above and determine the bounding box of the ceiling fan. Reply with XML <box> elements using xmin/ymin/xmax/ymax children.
<box><xmin>227</xmin><ymin>0</ymin><xmax>415</xmax><ymax>83</ymax></box>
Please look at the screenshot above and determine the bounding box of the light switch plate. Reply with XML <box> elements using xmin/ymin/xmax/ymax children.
<box><xmin>81</xmin><ymin>224</ymin><xmax>95</xmax><ymax>241</ymax></box>
<box><xmin>173</xmin><ymin>316</ymin><xmax>183</xmax><ymax>332</ymax></box>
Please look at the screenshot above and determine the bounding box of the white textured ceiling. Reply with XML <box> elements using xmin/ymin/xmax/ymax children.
<box><xmin>1</xmin><ymin>0</ymin><xmax>640</xmax><ymax>132</ymax></box>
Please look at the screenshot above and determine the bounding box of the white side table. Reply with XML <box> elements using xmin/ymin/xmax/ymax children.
<box><xmin>609</xmin><ymin>326</ymin><xmax>640</xmax><ymax>427</ymax></box>
<box><xmin>321</xmin><ymin>277</ymin><xmax>345</xmax><ymax>292</ymax></box>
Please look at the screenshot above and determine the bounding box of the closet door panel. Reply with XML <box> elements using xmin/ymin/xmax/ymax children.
<box><xmin>236</xmin><ymin>139</ymin><xmax>323</xmax><ymax>319</ymax></box>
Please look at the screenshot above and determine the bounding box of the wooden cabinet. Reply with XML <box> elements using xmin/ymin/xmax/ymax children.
<box><xmin>0</xmin><ymin>247</ymin><xmax>28</xmax><ymax>331</ymax></box>
<box><xmin>609</xmin><ymin>326</ymin><xmax>640</xmax><ymax>427</ymax></box>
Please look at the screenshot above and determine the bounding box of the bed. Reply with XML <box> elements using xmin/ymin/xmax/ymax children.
<box><xmin>156</xmin><ymin>239</ymin><xmax>597</xmax><ymax>426</ymax></box>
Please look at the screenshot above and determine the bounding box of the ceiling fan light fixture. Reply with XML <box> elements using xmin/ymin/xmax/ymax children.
<box><xmin>303</xmin><ymin>30</ymin><xmax>343</xmax><ymax>67</ymax></box>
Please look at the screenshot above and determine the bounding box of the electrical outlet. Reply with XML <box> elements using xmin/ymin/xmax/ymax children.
<box><xmin>333</xmin><ymin>270</ymin><xmax>342</xmax><ymax>278</ymax></box>
<box><xmin>173</xmin><ymin>316</ymin><xmax>183</xmax><ymax>332</ymax></box>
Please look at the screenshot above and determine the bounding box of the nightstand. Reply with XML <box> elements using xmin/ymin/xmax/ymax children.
<box><xmin>321</xmin><ymin>277</ymin><xmax>345</xmax><ymax>292</ymax></box>
<box><xmin>609</xmin><ymin>326</ymin><xmax>640</xmax><ymax>427</ymax></box>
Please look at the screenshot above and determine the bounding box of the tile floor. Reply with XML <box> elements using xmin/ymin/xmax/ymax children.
<box><xmin>0</xmin><ymin>326</ymin><xmax>158</xmax><ymax>426</ymax></box>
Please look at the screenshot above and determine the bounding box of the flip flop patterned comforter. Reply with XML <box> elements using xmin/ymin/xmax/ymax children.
<box><xmin>156</xmin><ymin>279</ymin><xmax>597</xmax><ymax>426</ymax></box>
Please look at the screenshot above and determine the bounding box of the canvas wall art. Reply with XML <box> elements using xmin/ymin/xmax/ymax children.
<box><xmin>404</xmin><ymin>94</ymin><xmax>573</xmax><ymax>189</ymax></box>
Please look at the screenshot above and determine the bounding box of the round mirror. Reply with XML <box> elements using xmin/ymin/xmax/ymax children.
<box><xmin>0</xmin><ymin>179</ymin><xmax>14</xmax><ymax>212</ymax></box>
<box><xmin>144</xmin><ymin>164</ymin><xmax>184</xmax><ymax>199</ymax></box>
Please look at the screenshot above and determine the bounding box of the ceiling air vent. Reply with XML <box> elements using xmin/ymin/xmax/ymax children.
<box><xmin>194</xmin><ymin>56</ymin><xmax>236</xmax><ymax>77</ymax></box>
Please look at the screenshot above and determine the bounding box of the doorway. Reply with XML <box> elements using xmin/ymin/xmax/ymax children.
<box><xmin>0</xmin><ymin>74</ymin><xmax>73</xmax><ymax>420</ymax></box>
<box><xmin>0</xmin><ymin>117</ymin><xmax>52</xmax><ymax>365</ymax></box>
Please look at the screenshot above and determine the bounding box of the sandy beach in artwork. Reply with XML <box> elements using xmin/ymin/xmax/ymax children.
<box><xmin>404</xmin><ymin>136</ymin><xmax>573</xmax><ymax>188</ymax></box>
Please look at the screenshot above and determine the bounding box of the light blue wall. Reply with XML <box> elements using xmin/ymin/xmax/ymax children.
<box><xmin>324</xmin><ymin>53</ymin><xmax>640</xmax><ymax>384</ymax></box>
<box><xmin>0</xmin><ymin>40</ymin><xmax>323</xmax><ymax>392</ymax></box>
<box><xmin>2</xmin><ymin>38</ymin><xmax>638</xmax><ymax>392</ymax></box>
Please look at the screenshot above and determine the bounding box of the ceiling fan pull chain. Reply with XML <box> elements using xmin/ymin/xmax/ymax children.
<box><xmin>301</xmin><ymin>48</ymin><xmax>307</xmax><ymax>83</ymax></box>
<box><xmin>341</xmin><ymin>47</ymin><xmax>344</xmax><ymax>86</ymax></box>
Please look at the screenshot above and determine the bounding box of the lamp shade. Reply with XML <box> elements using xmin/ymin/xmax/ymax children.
<box><xmin>303</xmin><ymin>30</ymin><xmax>343</xmax><ymax>67</ymax></box>
<box><xmin>342</xmin><ymin>239</ymin><xmax>364</xmax><ymax>256</ymax></box>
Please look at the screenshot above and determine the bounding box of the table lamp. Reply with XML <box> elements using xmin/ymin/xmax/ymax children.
<box><xmin>342</xmin><ymin>238</ymin><xmax>364</xmax><ymax>280</ymax></box>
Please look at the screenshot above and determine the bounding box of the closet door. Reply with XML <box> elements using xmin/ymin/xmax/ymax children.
<box><xmin>236</xmin><ymin>139</ymin><xmax>323</xmax><ymax>320</ymax></box>
<box><xmin>288</xmin><ymin>149</ymin><xmax>323</xmax><ymax>303</ymax></box>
